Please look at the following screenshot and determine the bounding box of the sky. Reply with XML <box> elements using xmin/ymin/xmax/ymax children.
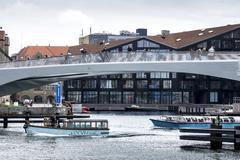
<box><xmin>0</xmin><ymin>0</ymin><xmax>240</xmax><ymax>55</ymax></box>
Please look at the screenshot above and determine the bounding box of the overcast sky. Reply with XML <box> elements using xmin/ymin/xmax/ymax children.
<box><xmin>0</xmin><ymin>0</ymin><xmax>240</xmax><ymax>54</ymax></box>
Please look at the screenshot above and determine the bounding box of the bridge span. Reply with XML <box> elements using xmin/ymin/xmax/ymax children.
<box><xmin>1</xmin><ymin>52</ymin><xmax>240</xmax><ymax>96</ymax></box>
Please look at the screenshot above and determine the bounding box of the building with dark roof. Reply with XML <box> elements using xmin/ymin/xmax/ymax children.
<box><xmin>63</xmin><ymin>23</ymin><xmax>240</xmax><ymax>110</ymax></box>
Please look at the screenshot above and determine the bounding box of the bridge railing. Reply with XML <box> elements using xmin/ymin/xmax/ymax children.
<box><xmin>1</xmin><ymin>51</ymin><xmax>240</xmax><ymax>68</ymax></box>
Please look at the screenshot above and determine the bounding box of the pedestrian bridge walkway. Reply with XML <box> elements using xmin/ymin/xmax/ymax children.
<box><xmin>1</xmin><ymin>51</ymin><xmax>240</xmax><ymax>96</ymax></box>
<box><xmin>1</xmin><ymin>51</ymin><xmax>240</xmax><ymax>68</ymax></box>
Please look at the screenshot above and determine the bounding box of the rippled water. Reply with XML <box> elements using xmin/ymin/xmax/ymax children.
<box><xmin>0</xmin><ymin>113</ymin><xmax>240</xmax><ymax>160</ymax></box>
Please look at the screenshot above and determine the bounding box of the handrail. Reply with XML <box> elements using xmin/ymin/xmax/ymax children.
<box><xmin>0</xmin><ymin>51</ymin><xmax>240</xmax><ymax>68</ymax></box>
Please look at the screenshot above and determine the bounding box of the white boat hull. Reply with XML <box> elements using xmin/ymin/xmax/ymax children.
<box><xmin>24</xmin><ymin>125</ymin><xmax>109</xmax><ymax>136</ymax></box>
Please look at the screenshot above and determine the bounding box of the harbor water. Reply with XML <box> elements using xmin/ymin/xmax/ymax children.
<box><xmin>0</xmin><ymin>113</ymin><xmax>240</xmax><ymax>160</ymax></box>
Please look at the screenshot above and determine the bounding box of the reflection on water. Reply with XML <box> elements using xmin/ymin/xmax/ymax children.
<box><xmin>0</xmin><ymin>113</ymin><xmax>240</xmax><ymax>160</ymax></box>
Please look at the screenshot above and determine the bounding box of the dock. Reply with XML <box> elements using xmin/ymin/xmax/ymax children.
<box><xmin>0</xmin><ymin>114</ymin><xmax>90</xmax><ymax>128</ymax></box>
<box><xmin>180</xmin><ymin>126</ymin><xmax>240</xmax><ymax>150</ymax></box>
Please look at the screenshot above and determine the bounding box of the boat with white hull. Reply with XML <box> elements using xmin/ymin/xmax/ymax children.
<box><xmin>24</xmin><ymin>118</ymin><xmax>109</xmax><ymax>136</ymax></box>
<box><xmin>150</xmin><ymin>116</ymin><xmax>240</xmax><ymax>129</ymax></box>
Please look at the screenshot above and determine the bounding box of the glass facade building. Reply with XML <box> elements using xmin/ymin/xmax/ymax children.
<box><xmin>64</xmin><ymin>25</ymin><xmax>240</xmax><ymax>106</ymax></box>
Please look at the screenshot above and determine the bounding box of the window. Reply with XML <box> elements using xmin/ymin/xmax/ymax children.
<box><xmin>99</xmin><ymin>91</ymin><xmax>109</xmax><ymax>104</ymax></box>
<box><xmin>149</xmin><ymin>92</ymin><xmax>160</xmax><ymax>104</ymax></box>
<box><xmin>123</xmin><ymin>80</ymin><xmax>134</xmax><ymax>88</ymax></box>
<box><xmin>183</xmin><ymin>92</ymin><xmax>189</xmax><ymax>103</ymax></box>
<box><xmin>233</xmin><ymin>30</ymin><xmax>240</xmax><ymax>38</ymax></box>
<box><xmin>137</xmin><ymin>40</ymin><xmax>160</xmax><ymax>48</ymax></box>
<box><xmin>109</xmin><ymin>74</ymin><xmax>121</xmax><ymax>79</ymax></box>
<box><xmin>149</xmin><ymin>80</ymin><xmax>160</xmax><ymax>89</ymax></box>
<box><xmin>150</xmin><ymin>72</ymin><xmax>161</xmax><ymax>78</ymax></box>
<box><xmin>100</xmin><ymin>80</ymin><xmax>118</xmax><ymax>88</ymax></box>
<box><xmin>161</xmin><ymin>91</ymin><xmax>171</xmax><ymax>104</ymax></box>
<box><xmin>123</xmin><ymin>92</ymin><xmax>134</xmax><ymax>104</ymax></box>
<box><xmin>82</xmin><ymin>80</ymin><xmax>96</xmax><ymax>89</ymax></box>
<box><xmin>136</xmin><ymin>92</ymin><xmax>148</xmax><ymax>104</ymax></box>
<box><xmin>83</xmin><ymin>91</ymin><xmax>97</xmax><ymax>103</ymax></box>
<box><xmin>172</xmin><ymin>92</ymin><xmax>182</xmax><ymax>104</ymax></box>
<box><xmin>171</xmin><ymin>73</ymin><xmax>177</xmax><ymax>79</ymax></box>
<box><xmin>136</xmin><ymin>72</ymin><xmax>148</xmax><ymax>79</ymax></box>
<box><xmin>163</xmin><ymin>80</ymin><xmax>172</xmax><ymax>89</ymax></box>
<box><xmin>122</xmin><ymin>44</ymin><xmax>133</xmax><ymax>52</ymax></box>
<box><xmin>210</xmin><ymin>92</ymin><xmax>218</xmax><ymax>103</ymax></box>
<box><xmin>67</xmin><ymin>80</ymin><xmax>81</xmax><ymax>88</ymax></box>
<box><xmin>68</xmin><ymin>91</ymin><xmax>81</xmax><ymax>103</ymax></box>
<box><xmin>122</xmin><ymin>73</ymin><xmax>132</xmax><ymax>78</ymax></box>
<box><xmin>137</xmin><ymin>80</ymin><xmax>148</xmax><ymax>89</ymax></box>
<box><xmin>222</xmin><ymin>40</ymin><xmax>233</xmax><ymax>49</ymax></box>
<box><xmin>180</xmin><ymin>81</ymin><xmax>194</xmax><ymax>90</ymax></box>
<box><xmin>110</xmin><ymin>91</ymin><xmax>121</xmax><ymax>104</ymax></box>
<box><xmin>100</xmin><ymin>75</ymin><xmax>108</xmax><ymax>78</ymax></box>
<box><xmin>210</xmin><ymin>40</ymin><xmax>221</xmax><ymax>49</ymax></box>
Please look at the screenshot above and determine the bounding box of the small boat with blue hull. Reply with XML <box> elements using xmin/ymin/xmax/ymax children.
<box><xmin>150</xmin><ymin>116</ymin><xmax>240</xmax><ymax>129</ymax></box>
<box><xmin>24</xmin><ymin>118</ymin><xmax>109</xmax><ymax>136</ymax></box>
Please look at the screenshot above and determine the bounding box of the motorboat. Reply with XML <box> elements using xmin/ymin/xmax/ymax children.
<box><xmin>23</xmin><ymin>117</ymin><xmax>109</xmax><ymax>136</ymax></box>
<box><xmin>150</xmin><ymin>115</ymin><xmax>240</xmax><ymax>129</ymax></box>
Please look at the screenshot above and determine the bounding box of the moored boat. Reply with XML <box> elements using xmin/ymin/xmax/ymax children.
<box><xmin>150</xmin><ymin>116</ymin><xmax>240</xmax><ymax>129</ymax></box>
<box><xmin>24</xmin><ymin>118</ymin><xmax>109</xmax><ymax>136</ymax></box>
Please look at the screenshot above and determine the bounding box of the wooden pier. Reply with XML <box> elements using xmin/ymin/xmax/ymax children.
<box><xmin>180</xmin><ymin>126</ymin><xmax>240</xmax><ymax>150</ymax></box>
<box><xmin>0</xmin><ymin>114</ymin><xmax>90</xmax><ymax>128</ymax></box>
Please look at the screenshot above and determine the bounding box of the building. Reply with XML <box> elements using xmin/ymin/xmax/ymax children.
<box><xmin>0</xmin><ymin>28</ymin><xmax>11</xmax><ymax>63</ymax></box>
<box><xmin>79</xmin><ymin>28</ymin><xmax>146</xmax><ymax>45</ymax></box>
<box><xmin>64</xmin><ymin>23</ymin><xmax>240</xmax><ymax>108</ymax></box>
<box><xmin>14</xmin><ymin>46</ymin><xmax>69</xmax><ymax>103</ymax></box>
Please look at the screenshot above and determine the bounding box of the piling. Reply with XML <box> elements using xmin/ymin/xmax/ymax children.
<box><xmin>210</xmin><ymin>123</ymin><xmax>222</xmax><ymax>149</ymax></box>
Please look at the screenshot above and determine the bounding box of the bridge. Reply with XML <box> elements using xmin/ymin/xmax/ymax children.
<box><xmin>1</xmin><ymin>51</ymin><xmax>240</xmax><ymax>96</ymax></box>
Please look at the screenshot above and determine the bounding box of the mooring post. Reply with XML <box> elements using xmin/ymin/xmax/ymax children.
<box><xmin>210</xmin><ymin>121</ymin><xmax>222</xmax><ymax>149</ymax></box>
<box><xmin>234</xmin><ymin>126</ymin><xmax>240</xmax><ymax>150</ymax></box>
<box><xmin>3</xmin><ymin>117</ymin><xmax>8</xmax><ymax>128</ymax></box>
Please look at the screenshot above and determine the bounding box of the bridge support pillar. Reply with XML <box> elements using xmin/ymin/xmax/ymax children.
<box><xmin>3</xmin><ymin>117</ymin><xmax>8</xmax><ymax>128</ymax></box>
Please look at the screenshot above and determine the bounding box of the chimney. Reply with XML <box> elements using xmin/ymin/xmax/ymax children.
<box><xmin>161</xmin><ymin>30</ymin><xmax>170</xmax><ymax>36</ymax></box>
<box><xmin>90</xmin><ymin>27</ymin><xmax>92</xmax><ymax>35</ymax></box>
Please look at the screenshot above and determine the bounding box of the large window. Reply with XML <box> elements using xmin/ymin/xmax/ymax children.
<box><xmin>82</xmin><ymin>80</ymin><xmax>96</xmax><ymax>89</ymax></box>
<box><xmin>137</xmin><ymin>40</ymin><xmax>160</xmax><ymax>48</ymax></box>
<box><xmin>136</xmin><ymin>92</ymin><xmax>148</xmax><ymax>104</ymax></box>
<box><xmin>109</xmin><ymin>74</ymin><xmax>121</xmax><ymax>79</ymax></box>
<box><xmin>210</xmin><ymin>92</ymin><xmax>218</xmax><ymax>103</ymax></box>
<box><xmin>163</xmin><ymin>80</ymin><xmax>172</xmax><ymax>89</ymax></box>
<box><xmin>123</xmin><ymin>92</ymin><xmax>134</xmax><ymax>104</ymax></box>
<box><xmin>99</xmin><ymin>91</ymin><xmax>109</xmax><ymax>104</ymax></box>
<box><xmin>110</xmin><ymin>91</ymin><xmax>121</xmax><ymax>104</ymax></box>
<box><xmin>150</xmin><ymin>72</ymin><xmax>170</xmax><ymax>79</ymax></box>
<box><xmin>68</xmin><ymin>91</ymin><xmax>81</xmax><ymax>103</ymax></box>
<box><xmin>172</xmin><ymin>92</ymin><xmax>182</xmax><ymax>104</ymax></box>
<box><xmin>83</xmin><ymin>91</ymin><xmax>97</xmax><ymax>103</ymax></box>
<box><xmin>67</xmin><ymin>80</ymin><xmax>81</xmax><ymax>88</ymax></box>
<box><xmin>122</xmin><ymin>73</ymin><xmax>132</xmax><ymax>78</ymax></box>
<box><xmin>100</xmin><ymin>80</ymin><xmax>118</xmax><ymax>88</ymax></box>
<box><xmin>161</xmin><ymin>92</ymin><xmax>171</xmax><ymax>104</ymax></box>
<box><xmin>222</xmin><ymin>40</ymin><xmax>234</xmax><ymax>49</ymax></box>
<box><xmin>149</xmin><ymin>91</ymin><xmax>160</xmax><ymax>104</ymax></box>
<box><xmin>137</xmin><ymin>80</ymin><xmax>148</xmax><ymax>89</ymax></box>
<box><xmin>136</xmin><ymin>72</ymin><xmax>148</xmax><ymax>79</ymax></box>
<box><xmin>183</xmin><ymin>92</ymin><xmax>189</xmax><ymax>103</ymax></box>
<box><xmin>123</xmin><ymin>80</ymin><xmax>134</xmax><ymax>88</ymax></box>
<box><xmin>180</xmin><ymin>81</ymin><xmax>194</xmax><ymax>90</ymax></box>
<box><xmin>149</xmin><ymin>80</ymin><xmax>160</xmax><ymax>89</ymax></box>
